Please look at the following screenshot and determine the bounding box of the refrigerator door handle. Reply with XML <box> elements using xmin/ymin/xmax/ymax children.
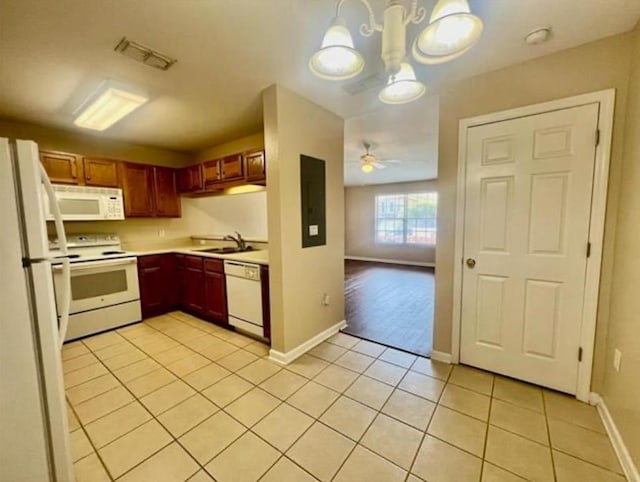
<box><xmin>39</xmin><ymin>163</ymin><xmax>71</xmax><ymax>346</ymax></box>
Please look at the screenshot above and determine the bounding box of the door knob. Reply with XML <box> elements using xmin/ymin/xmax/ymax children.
<box><xmin>466</xmin><ymin>258</ymin><xmax>476</xmax><ymax>268</ymax></box>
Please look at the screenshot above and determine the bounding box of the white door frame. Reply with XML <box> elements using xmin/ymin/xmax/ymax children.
<box><xmin>451</xmin><ymin>89</ymin><xmax>615</xmax><ymax>402</ymax></box>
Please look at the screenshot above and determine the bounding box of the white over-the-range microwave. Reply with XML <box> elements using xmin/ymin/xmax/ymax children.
<box><xmin>44</xmin><ymin>184</ymin><xmax>125</xmax><ymax>221</ymax></box>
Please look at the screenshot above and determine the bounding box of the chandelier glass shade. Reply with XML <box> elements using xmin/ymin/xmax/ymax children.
<box><xmin>309</xmin><ymin>0</ymin><xmax>483</xmax><ymax>104</ymax></box>
<box><xmin>413</xmin><ymin>0</ymin><xmax>483</xmax><ymax>64</ymax></box>
<box><xmin>308</xmin><ymin>17</ymin><xmax>365</xmax><ymax>80</ymax></box>
<box><xmin>379</xmin><ymin>62</ymin><xmax>426</xmax><ymax>104</ymax></box>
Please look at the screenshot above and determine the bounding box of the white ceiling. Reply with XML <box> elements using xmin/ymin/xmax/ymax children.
<box><xmin>1</xmin><ymin>0</ymin><xmax>639</xmax><ymax>165</ymax></box>
<box><xmin>344</xmin><ymin>95</ymin><xmax>438</xmax><ymax>186</ymax></box>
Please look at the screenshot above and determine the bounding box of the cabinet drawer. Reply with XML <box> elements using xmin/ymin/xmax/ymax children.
<box><xmin>137</xmin><ymin>255</ymin><xmax>164</xmax><ymax>269</ymax></box>
<box><xmin>185</xmin><ymin>255</ymin><xmax>203</xmax><ymax>269</ymax></box>
<box><xmin>203</xmin><ymin>259</ymin><xmax>224</xmax><ymax>273</ymax></box>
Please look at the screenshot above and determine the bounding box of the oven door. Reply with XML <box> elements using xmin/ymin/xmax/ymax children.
<box><xmin>52</xmin><ymin>257</ymin><xmax>139</xmax><ymax>314</ymax></box>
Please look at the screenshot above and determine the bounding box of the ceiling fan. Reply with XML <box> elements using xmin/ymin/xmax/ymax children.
<box><xmin>352</xmin><ymin>142</ymin><xmax>402</xmax><ymax>173</ymax></box>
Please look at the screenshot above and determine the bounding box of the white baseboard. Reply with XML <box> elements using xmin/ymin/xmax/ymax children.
<box><xmin>590</xmin><ymin>392</ymin><xmax>639</xmax><ymax>482</ymax></box>
<box><xmin>345</xmin><ymin>256</ymin><xmax>435</xmax><ymax>268</ymax></box>
<box><xmin>430</xmin><ymin>351</ymin><xmax>452</xmax><ymax>364</ymax></box>
<box><xmin>268</xmin><ymin>319</ymin><xmax>347</xmax><ymax>365</ymax></box>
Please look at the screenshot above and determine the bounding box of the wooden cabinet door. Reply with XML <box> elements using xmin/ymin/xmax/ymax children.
<box><xmin>39</xmin><ymin>150</ymin><xmax>80</xmax><ymax>184</ymax></box>
<box><xmin>138</xmin><ymin>263</ymin><xmax>164</xmax><ymax>319</ymax></box>
<box><xmin>175</xmin><ymin>255</ymin><xmax>186</xmax><ymax>309</ymax></box>
<box><xmin>221</xmin><ymin>154</ymin><xmax>243</xmax><ymax>180</ymax></box>
<box><xmin>203</xmin><ymin>160</ymin><xmax>221</xmax><ymax>184</ymax></box>
<box><xmin>178</xmin><ymin>164</ymin><xmax>203</xmax><ymax>192</ymax></box>
<box><xmin>204</xmin><ymin>270</ymin><xmax>227</xmax><ymax>323</ymax></box>
<box><xmin>83</xmin><ymin>158</ymin><xmax>119</xmax><ymax>187</ymax></box>
<box><xmin>120</xmin><ymin>163</ymin><xmax>154</xmax><ymax>217</ymax></box>
<box><xmin>184</xmin><ymin>256</ymin><xmax>204</xmax><ymax>314</ymax></box>
<box><xmin>245</xmin><ymin>151</ymin><xmax>266</xmax><ymax>182</ymax></box>
<box><xmin>153</xmin><ymin>167</ymin><xmax>181</xmax><ymax>217</ymax></box>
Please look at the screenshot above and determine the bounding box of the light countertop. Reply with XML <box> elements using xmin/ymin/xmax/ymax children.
<box><xmin>132</xmin><ymin>245</ymin><xmax>269</xmax><ymax>265</ymax></box>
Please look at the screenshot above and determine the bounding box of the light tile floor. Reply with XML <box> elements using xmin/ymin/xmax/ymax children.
<box><xmin>64</xmin><ymin>312</ymin><xmax>625</xmax><ymax>482</ymax></box>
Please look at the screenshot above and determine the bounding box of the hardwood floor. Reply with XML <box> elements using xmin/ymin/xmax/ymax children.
<box><xmin>343</xmin><ymin>260</ymin><xmax>434</xmax><ymax>357</ymax></box>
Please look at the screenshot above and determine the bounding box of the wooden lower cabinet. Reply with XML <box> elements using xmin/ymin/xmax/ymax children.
<box><xmin>138</xmin><ymin>254</ymin><xmax>269</xmax><ymax>338</ymax></box>
<box><xmin>138</xmin><ymin>254</ymin><xmax>177</xmax><ymax>318</ymax></box>
<box><xmin>184</xmin><ymin>256</ymin><xmax>205</xmax><ymax>315</ymax></box>
<box><xmin>203</xmin><ymin>259</ymin><xmax>227</xmax><ymax>325</ymax></box>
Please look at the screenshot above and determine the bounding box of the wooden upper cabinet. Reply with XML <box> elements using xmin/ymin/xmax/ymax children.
<box><xmin>120</xmin><ymin>163</ymin><xmax>154</xmax><ymax>217</ymax></box>
<box><xmin>178</xmin><ymin>164</ymin><xmax>203</xmax><ymax>193</ymax></box>
<box><xmin>153</xmin><ymin>167</ymin><xmax>181</xmax><ymax>217</ymax></box>
<box><xmin>39</xmin><ymin>150</ymin><xmax>80</xmax><ymax>184</ymax></box>
<box><xmin>203</xmin><ymin>160</ymin><xmax>221</xmax><ymax>184</ymax></box>
<box><xmin>220</xmin><ymin>154</ymin><xmax>243</xmax><ymax>181</ymax></box>
<box><xmin>83</xmin><ymin>158</ymin><xmax>119</xmax><ymax>187</ymax></box>
<box><xmin>244</xmin><ymin>150</ymin><xmax>266</xmax><ymax>183</ymax></box>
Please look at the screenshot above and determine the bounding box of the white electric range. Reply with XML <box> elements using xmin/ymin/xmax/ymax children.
<box><xmin>49</xmin><ymin>234</ymin><xmax>141</xmax><ymax>341</ymax></box>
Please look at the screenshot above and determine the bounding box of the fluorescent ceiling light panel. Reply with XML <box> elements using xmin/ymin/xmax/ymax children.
<box><xmin>74</xmin><ymin>80</ymin><xmax>148</xmax><ymax>131</ymax></box>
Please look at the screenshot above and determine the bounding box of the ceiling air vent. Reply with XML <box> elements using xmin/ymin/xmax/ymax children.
<box><xmin>114</xmin><ymin>37</ymin><xmax>177</xmax><ymax>71</ymax></box>
<box><xmin>342</xmin><ymin>73</ymin><xmax>386</xmax><ymax>95</ymax></box>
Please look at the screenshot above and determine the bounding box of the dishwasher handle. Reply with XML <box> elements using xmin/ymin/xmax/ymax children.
<box><xmin>224</xmin><ymin>261</ymin><xmax>261</xmax><ymax>280</ymax></box>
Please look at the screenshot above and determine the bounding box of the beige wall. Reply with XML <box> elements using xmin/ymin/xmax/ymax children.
<box><xmin>192</xmin><ymin>132</ymin><xmax>264</xmax><ymax>163</ymax></box>
<box><xmin>433</xmin><ymin>31</ymin><xmax>634</xmax><ymax>396</ymax></box>
<box><xmin>264</xmin><ymin>85</ymin><xmax>345</xmax><ymax>353</ymax></box>
<box><xmin>601</xmin><ymin>22</ymin><xmax>640</xmax><ymax>468</ymax></box>
<box><xmin>345</xmin><ymin>180</ymin><xmax>438</xmax><ymax>265</ymax></box>
<box><xmin>0</xmin><ymin>118</ymin><xmax>190</xmax><ymax>167</ymax></box>
<box><xmin>59</xmin><ymin>190</ymin><xmax>268</xmax><ymax>250</ymax></box>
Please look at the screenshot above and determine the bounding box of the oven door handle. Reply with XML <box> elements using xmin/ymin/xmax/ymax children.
<box><xmin>40</xmin><ymin>163</ymin><xmax>71</xmax><ymax>348</ymax></box>
<box><xmin>52</xmin><ymin>258</ymin><xmax>137</xmax><ymax>272</ymax></box>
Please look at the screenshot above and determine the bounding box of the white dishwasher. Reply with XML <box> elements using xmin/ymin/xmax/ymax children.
<box><xmin>224</xmin><ymin>261</ymin><xmax>264</xmax><ymax>337</ymax></box>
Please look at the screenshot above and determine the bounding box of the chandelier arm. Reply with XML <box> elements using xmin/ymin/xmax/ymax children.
<box><xmin>404</xmin><ymin>0</ymin><xmax>427</xmax><ymax>25</ymax></box>
<box><xmin>335</xmin><ymin>0</ymin><xmax>383</xmax><ymax>37</ymax></box>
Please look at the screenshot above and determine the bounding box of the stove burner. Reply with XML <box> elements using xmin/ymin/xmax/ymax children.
<box><xmin>54</xmin><ymin>254</ymin><xmax>80</xmax><ymax>259</ymax></box>
<box><xmin>102</xmin><ymin>250</ymin><xmax>125</xmax><ymax>255</ymax></box>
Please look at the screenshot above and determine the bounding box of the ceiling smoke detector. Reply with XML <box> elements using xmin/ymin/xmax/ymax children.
<box><xmin>114</xmin><ymin>37</ymin><xmax>177</xmax><ymax>71</ymax></box>
<box><xmin>525</xmin><ymin>27</ymin><xmax>552</xmax><ymax>45</ymax></box>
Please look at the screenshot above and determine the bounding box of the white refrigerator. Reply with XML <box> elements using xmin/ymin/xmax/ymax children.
<box><xmin>0</xmin><ymin>138</ymin><xmax>74</xmax><ymax>481</ymax></box>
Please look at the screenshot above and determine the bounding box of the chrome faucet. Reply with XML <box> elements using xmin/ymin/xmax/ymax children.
<box><xmin>224</xmin><ymin>231</ymin><xmax>247</xmax><ymax>251</ymax></box>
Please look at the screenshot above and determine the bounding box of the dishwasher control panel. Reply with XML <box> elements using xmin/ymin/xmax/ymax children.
<box><xmin>244</xmin><ymin>266</ymin><xmax>260</xmax><ymax>280</ymax></box>
<box><xmin>224</xmin><ymin>261</ymin><xmax>261</xmax><ymax>281</ymax></box>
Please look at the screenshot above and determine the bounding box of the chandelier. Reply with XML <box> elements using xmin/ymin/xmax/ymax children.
<box><xmin>309</xmin><ymin>0</ymin><xmax>483</xmax><ymax>104</ymax></box>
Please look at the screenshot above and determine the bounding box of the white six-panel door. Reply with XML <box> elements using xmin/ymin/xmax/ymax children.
<box><xmin>460</xmin><ymin>103</ymin><xmax>599</xmax><ymax>394</ymax></box>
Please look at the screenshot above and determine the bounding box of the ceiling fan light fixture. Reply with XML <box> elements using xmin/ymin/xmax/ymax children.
<box><xmin>309</xmin><ymin>17</ymin><xmax>365</xmax><ymax>80</ymax></box>
<box><xmin>378</xmin><ymin>62</ymin><xmax>426</xmax><ymax>105</ymax></box>
<box><xmin>413</xmin><ymin>0</ymin><xmax>483</xmax><ymax>64</ymax></box>
<box><xmin>361</xmin><ymin>162</ymin><xmax>375</xmax><ymax>173</ymax></box>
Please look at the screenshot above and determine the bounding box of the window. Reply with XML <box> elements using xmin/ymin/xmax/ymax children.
<box><xmin>375</xmin><ymin>192</ymin><xmax>437</xmax><ymax>245</ymax></box>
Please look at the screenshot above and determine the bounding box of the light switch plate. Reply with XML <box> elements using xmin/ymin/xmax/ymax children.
<box><xmin>309</xmin><ymin>225</ymin><xmax>319</xmax><ymax>236</ymax></box>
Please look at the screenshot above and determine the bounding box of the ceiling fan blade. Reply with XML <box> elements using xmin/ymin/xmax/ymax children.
<box><xmin>382</xmin><ymin>159</ymin><xmax>402</xmax><ymax>164</ymax></box>
<box><xmin>373</xmin><ymin>162</ymin><xmax>387</xmax><ymax>169</ymax></box>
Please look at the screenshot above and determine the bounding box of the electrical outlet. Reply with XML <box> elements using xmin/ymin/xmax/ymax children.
<box><xmin>613</xmin><ymin>349</ymin><xmax>622</xmax><ymax>372</ymax></box>
<box><xmin>322</xmin><ymin>293</ymin><xmax>330</xmax><ymax>306</ymax></box>
<box><xmin>158</xmin><ymin>229</ymin><xmax>166</xmax><ymax>238</ymax></box>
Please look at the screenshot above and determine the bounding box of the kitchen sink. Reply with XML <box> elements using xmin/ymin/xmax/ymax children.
<box><xmin>196</xmin><ymin>246</ymin><xmax>254</xmax><ymax>254</ymax></box>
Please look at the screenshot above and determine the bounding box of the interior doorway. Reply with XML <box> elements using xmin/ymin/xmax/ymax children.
<box><xmin>342</xmin><ymin>98</ymin><xmax>439</xmax><ymax>357</ymax></box>
<box><xmin>343</xmin><ymin>260</ymin><xmax>434</xmax><ymax>356</ymax></box>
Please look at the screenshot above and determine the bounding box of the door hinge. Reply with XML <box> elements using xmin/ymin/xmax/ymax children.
<box><xmin>596</xmin><ymin>129</ymin><xmax>601</xmax><ymax>147</ymax></box>
<box><xmin>578</xmin><ymin>347</ymin><xmax>583</xmax><ymax>362</ymax></box>
<box><xmin>586</xmin><ymin>242</ymin><xmax>592</xmax><ymax>258</ymax></box>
